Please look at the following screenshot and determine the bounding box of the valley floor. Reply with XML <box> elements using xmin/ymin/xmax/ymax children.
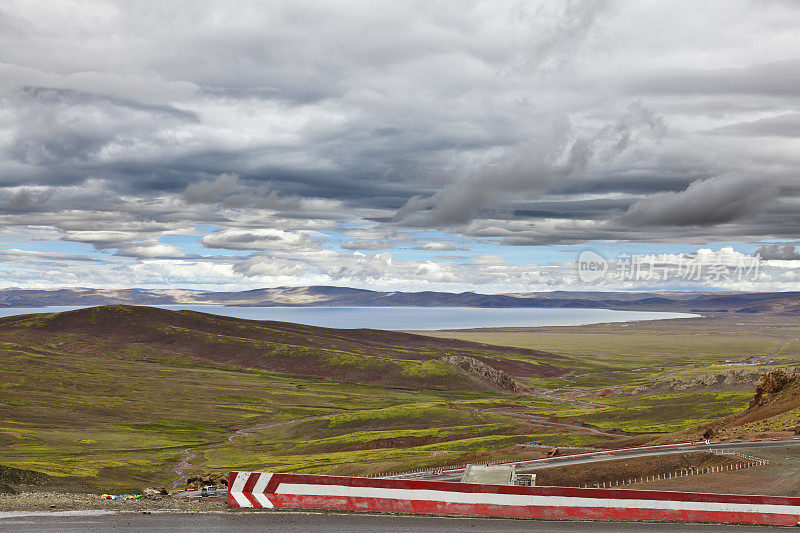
<box><xmin>3</xmin><ymin>307</ymin><xmax>800</xmax><ymax>496</ymax></box>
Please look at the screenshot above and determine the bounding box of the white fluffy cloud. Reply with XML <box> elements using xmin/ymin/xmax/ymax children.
<box><xmin>201</xmin><ymin>229</ymin><xmax>319</xmax><ymax>251</ymax></box>
<box><xmin>341</xmin><ymin>240</ymin><xmax>392</xmax><ymax>251</ymax></box>
<box><xmin>414</xmin><ymin>241</ymin><xmax>467</xmax><ymax>251</ymax></box>
<box><xmin>113</xmin><ymin>242</ymin><xmax>185</xmax><ymax>258</ymax></box>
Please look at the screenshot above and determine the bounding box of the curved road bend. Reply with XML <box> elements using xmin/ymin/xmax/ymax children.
<box><xmin>0</xmin><ymin>510</ymin><xmax>782</xmax><ymax>532</ymax></box>
<box><xmin>482</xmin><ymin>409</ymin><xmax>619</xmax><ymax>437</ymax></box>
<box><xmin>170</xmin><ymin>409</ymin><xmax>379</xmax><ymax>488</ymax></box>
<box><xmin>393</xmin><ymin>438</ymin><xmax>800</xmax><ymax>480</ymax></box>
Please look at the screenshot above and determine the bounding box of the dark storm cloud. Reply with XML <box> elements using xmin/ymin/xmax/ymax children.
<box><xmin>341</xmin><ymin>240</ymin><xmax>392</xmax><ymax>251</ymax></box>
<box><xmin>4</xmin><ymin>188</ymin><xmax>53</xmax><ymax>211</ymax></box>
<box><xmin>20</xmin><ymin>86</ymin><xmax>198</xmax><ymax>121</ymax></box>
<box><xmin>0</xmin><ymin>0</ymin><xmax>620</xmax><ymax>206</ymax></box>
<box><xmin>629</xmin><ymin>59</ymin><xmax>800</xmax><ymax>97</ymax></box>
<box><xmin>4</xmin><ymin>86</ymin><xmax>198</xmax><ymax>169</ymax></box>
<box><xmin>0</xmin><ymin>0</ymin><xmax>799</xmax><ymax>270</ymax></box>
<box><xmin>549</xmin><ymin>174</ymin><xmax>699</xmax><ymax>196</ymax></box>
<box><xmin>512</xmin><ymin>197</ymin><xmax>635</xmax><ymax>220</ymax></box>
<box><xmin>711</xmin><ymin>113</ymin><xmax>800</xmax><ymax>138</ymax></box>
<box><xmin>756</xmin><ymin>243</ymin><xmax>800</xmax><ymax>260</ymax></box>
<box><xmin>621</xmin><ymin>176</ymin><xmax>778</xmax><ymax>227</ymax></box>
<box><xmin>396</xmin><ymin>102</ymin><xmax>664</xmax><ymax>227</ymax></box>
<box><xmin>184</xmin><ymin>173</ymin><xmax>240</xmax><ymax>204</ymax></box>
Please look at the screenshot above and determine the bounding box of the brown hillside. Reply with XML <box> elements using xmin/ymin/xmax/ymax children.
<box><xmin>722</xmin><ymin>370</ymin><xmax>800</xmax><ymax>428</ymax></box>
<box><xmin>687</xmin><ymin>370</ymin><xmax>800</xmax><ymax>439</ymax></box>
<box><xmin>0</xmin><ymin>305</ymin><xmax>564</xmax><ymax>391</ymax></box>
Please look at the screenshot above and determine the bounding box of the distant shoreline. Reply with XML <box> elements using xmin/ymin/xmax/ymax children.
<box><xmin>0</xmin><ymin>304</ymin><xmax>699</xmax><ymax>331</ymax></box>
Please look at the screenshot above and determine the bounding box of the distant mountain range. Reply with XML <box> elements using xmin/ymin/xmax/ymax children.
<box><xmin>1</xmin><ymin>286</ymin><xmax>799</xmax><ymax>314</ymax></box>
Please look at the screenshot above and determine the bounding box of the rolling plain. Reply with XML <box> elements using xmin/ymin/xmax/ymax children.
<box><xmin>2</xmin><ymin>304</ymin><xmax>800</xmax><ymax>495</ymax></box>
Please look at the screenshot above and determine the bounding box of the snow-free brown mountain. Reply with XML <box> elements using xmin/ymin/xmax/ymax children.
<box><xmin>0</xmin><ymin>305</ymin><xmax>563</xmax><ymax>391</ymax></box>
<box><xmin>1</xmin><ymin>286</ymin><xmax>799</xmax><ymax>314</ymax></box>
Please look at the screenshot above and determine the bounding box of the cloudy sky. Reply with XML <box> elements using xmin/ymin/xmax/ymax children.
<box><xmin>1</xmin><ymin>0</ymin><xmax>800</xmax><ymax>292</ymax></box>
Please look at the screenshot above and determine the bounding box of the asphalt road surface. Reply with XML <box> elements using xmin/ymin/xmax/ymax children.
<box><xmin>403</xmin><ymin>439</ymin><xmax>800</xmax><ymax>481</ymax></box>
<box><xmin>0</xmin><ymin>510</ymin><xmax>785</xmax><ymax>532</ymax></box>
<box><xmin>514</xmin><ymin>439</ymin><xmax>800</xmax><ymax>471</ymax></box>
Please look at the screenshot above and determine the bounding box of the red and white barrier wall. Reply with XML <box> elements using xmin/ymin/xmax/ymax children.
<box><xmin>228</xmin><ymin>471</ymin><xmax>800</xmax><ymax>526</ymax></box>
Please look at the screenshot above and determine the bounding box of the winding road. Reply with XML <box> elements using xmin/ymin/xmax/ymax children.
<box><xmin>481</xmin><ymin>408</ymin><xmax>619</xmax><ymax>437</ymax></box>
<box><xmin>169</xmin><ymin>399</ymin><xmax>629</xmax><ymax>488</ymax></box>
<box><xmin>388</xmin><ymin>438</ymin><xmax>800</xmax><ymax>481</ymax></box>
<box><xmin>169</xmin><ymin>410</ymin><xmax>376</xmax><ymax>489</ymax></box>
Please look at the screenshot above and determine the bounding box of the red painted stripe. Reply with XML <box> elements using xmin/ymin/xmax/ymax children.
<box><xmin>263</xmin><ymin>473</ymin><xmax>282</xmax><ymax>494</ymax></box>
<box><xmin>242</xmin><ymin>473</ymin><xmax>262</xmax><ymax>508</ymax></box>
<box><xmin>266</xmin><ymin>494</ymin><xmax>800</xmax><ymax>526</ymax></box>
<box><xmin>227</xmin><ymin>471</ymin><xmax>241</xmax><ymax>508</ymax></box>
<box><xmin>228</xmin><ymin>471</ymin><xmax>800</xmax><ymax>525</ymax></box>
<box><xmin>255</xmin><ymin>473</ymin><xmax>800</xmax><ymax>507</ymax></box>
<box><xmin>230</xmin><ymin>471</ymin><xmax>800</xmax><ymax>525</ymax></box>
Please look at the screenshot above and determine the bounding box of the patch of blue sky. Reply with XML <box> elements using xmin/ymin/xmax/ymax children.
<box><xmin>317</xmin><ymin>230</ymin><xmax>348</xmax><ymax>248</ymax></box>
<box><xmin>315</xmin><ymin>225</ymin><xmax>766</xmax><ymax>268</ymax></box>
<box><xmin>0</xmin><ymin>236</ymin><xmax>105</xmax><ymax>258</ymax></box>
<box><xmin>410</xmin><ymin>239</ymin><xmax>765</xmax><ymax>268</ymax></box>
<box><xmin>154</xmin><ymin>217</ymin><xmax>769</xmax><ymax>270</ymax></box>
<box><xmin>458</xmin><ymin>241</ymin><xmax>559</xmax><ymax>265</ymax></box>
<box><xmin>573</xmin><ymin>241</ymin><xmax>763</xmax><ymax>261</ymax></box>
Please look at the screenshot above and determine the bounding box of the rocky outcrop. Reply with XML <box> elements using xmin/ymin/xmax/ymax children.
<box><xmin>143</xmin><ymin>487</ymin><xmax>168</xmax><ymax>499</ymax></box>
<box><xmin>749</xmin><ymin>369</ymin><xmax>792</xmax><ymax>409</ymax></box>
<box><xmin>441</xmin><ymin>355</ymin><xmax>526</xmax><ymax>394</ymax></box>
<box><xmin>627</xmin><ymin>367</ymin><xmax>800</xmax><ymax>395</ymax></box>
<box><xmin>696</xmin><ymin>369</ymin><xmax>800</xmax><ymax>435</ymax></box>
<box><xmin>185</xmin><ymin>472</ymin><xmax>228</xmax><ymax>490</ymax></box>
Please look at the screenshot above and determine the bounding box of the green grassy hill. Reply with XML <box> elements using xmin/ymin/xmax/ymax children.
<box><xmin>0</xmin><ymin>306</ymin><xmax>579</xmax><ymax>491</ymax></box>
<box><xmin>0</xmin><ymin>305</ymin><xmax>563</xmax><ymax>391</ymax></box>
<box><xmin>5</xmin><ymin>305</ymin><xmax>780</xmax><ymax>493</ymax></box>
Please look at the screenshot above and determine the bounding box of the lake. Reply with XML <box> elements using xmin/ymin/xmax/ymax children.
<box><xmin>0</xmin><ymin>305</ymin><xmax>698</xmax><ymax>330</ymax></box>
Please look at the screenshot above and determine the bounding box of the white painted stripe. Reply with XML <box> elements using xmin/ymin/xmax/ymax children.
<box><xmin>274</xmin><ymin>483</ymin><xmax>800</xmax><ymax>516</ymax></box>
<box><xmin>229</xmin><ymin>471</ymin><xmax>253</xmax><ymax>508</ymax></box>
<box><xmin>252</xmin><ymin>473</ymin><xmax>274</xmax><ymax>508</ymax></box>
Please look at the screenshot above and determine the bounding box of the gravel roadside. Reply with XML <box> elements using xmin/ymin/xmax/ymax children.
<box><xmin>0</xmin><ymin>492</ymin><xmax>227</xmax><ymax>512</ymax></box>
